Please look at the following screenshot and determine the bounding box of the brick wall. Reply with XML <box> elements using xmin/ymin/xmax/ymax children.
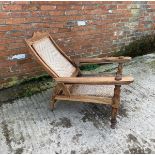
<box><xmin>0</xmin><ymin>1</ymin><xmax>155</xmax><ymax>89</ymax></box>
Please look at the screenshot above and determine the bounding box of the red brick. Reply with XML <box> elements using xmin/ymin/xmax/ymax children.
<box><xmin>89</xmin><ymin>9</ymin><xmax>105</xmax><ymax>15</ymax></box>
<box><xmin>6</xmin><ymin>18</ymin><xmax>25</xmax><ymax>24</ymax></box>
<box><xmin>148</xmin><ymin>1</ymin><xmax>155</xmax><ymax>5</ymax></box>
<box><xmin>40</xmin><ymin>5</ymin><xmax>56</xmax><ymax>10</ymax></box>
<box><xmin>122</xmin><ymin>1</ymin><xmax>132</xmax><ymax>4</ymax></box>
<box><xmin>56</xmin><ymin>5</ymin><xmax>70</xmax><ymax>10</ymax></box>
<box><xmin>10</xmin><ymin>12</ymin><xmax>30</xmax><ymax>18</ymax></box>
<box><xmin>32</xmin><ymin>23</ymin><xmax>50</xmax><ymax>29</ymax></box>
<box><xmin>0</xmin><ymin>61</ymin><xmax>17</xmax><ymax>68</ymax></box>
<box><xmin>0</xmin><ymin>1</ymin><xmax>11</xmax><ymax>4</ymax></box>
<box><xmin>0</xmin><ymin>19</ymin><xmax>6</xmax><ymax>24</ymax></box>
<box><xmin>31</xmin><ymin>1</ymin><xmax>55</xmax><ymax>5</ymax></box>
<box><xmin>0</xmin><ymin>45</ymin><xmax>7</xmax><ymax>51</ymax></box>
<box><xmin>49</xmin><ymin>11</ymin><xmax>64</xmax><ymax>16</ymax></box>
<box><xmin>6</xmin><ymin>31</ymin><xmax>25</xmax><ymax>37</ymax></box>
<box><xmin>8</xmin><ymin>42</ymin><xmax>26</xmax><ymax>49</ymax></box>
<box><xmin>0</xmin><ymin>12</ymin><xmax>10</xmax><ymax>18</ymax></box>
<box><xmin>22</xmin><ymin>5</ymin><xmax>39</xmax><ymax>11</ymax></box>
<box><xmin>150</xmin><ymin>5</ymin><xmax>155</xmax><ymax>9</ymax></box>
<box><xmin>0</xmin><ymin>25</ymin><xmax>13</xmax><ymax>31</ymax></box>
<box><xmin>50</xmin><ymin>23</ymin><xmax>64</xmax><ymax>28</ymax></box>
<box><xmin>12</xmin><ymin>24</ymin><xmax>32</xmax><ymax>30</ymax></box>
<box><xmin>65</xmin><ymin>10</ymin><xmax>79</xmax><ymax>15</ymax></box>
<box><xmin>2</xmin><ymin>5</ymin><xmax>22</xmax><ymax>11</ymax></box>
<box><xmin>83</xmin><ymin>5</ymin><xmax>97</xmax><ymax>10</ymax></box>
<box><xmin>0</xmin><ymin>32</ymin><xmax>6</xmax><ymax>38</ymax></box>
<box><xmin>25</xmin><ymin>17</ymin><xmax>41</xmax><ymax>23</ymax></box>
<box><xmin>11</xmin><ymin>1</ymin><xmax>30</xmax><ymax>4</ymax></box>
<box><xmin>117</xmin><ymin>5</ymin><xmax>127</xmax><ymax>10</ymax></box>
<box><xmin>70</xmin><ymin>5</ymin><xmax>83</xmax><ymax>10</ymax></box>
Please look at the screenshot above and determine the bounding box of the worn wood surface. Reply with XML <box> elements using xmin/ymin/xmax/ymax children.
<box><xmin>55</xmin><ymin>76</ymin><xmax>134</xmax><ymax>85</ymax></box>
<box><xmin>115</xmin><ymin>63</ymin><xmax>123</xmax><ymax>80</ymax></box>
<box><xmin>111</xmin><ymin>85</ymin><xmax>121</xmax><ymax>128</ymax></box>
<box><xmin>55</xmin><ymin>95</ymin><xmax>112</xmax><ymax>105</ymax></box>
<box><xmin>73</xmin><ymin>56</ymin><xmax>131</xmax><ymax>65</ymax></box>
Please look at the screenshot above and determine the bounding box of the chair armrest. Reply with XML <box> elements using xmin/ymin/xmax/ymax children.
<box><xmin>55</xmin><ymin>76</ymin><xmax>134</xmax><ymax>85</ymax></box>
<box><xmin>72</xmin><ymin>56</ymin><xmax>131</xmax><ymax>66</ymax></box>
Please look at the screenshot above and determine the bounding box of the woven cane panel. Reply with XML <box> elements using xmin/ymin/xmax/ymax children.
<box><xmin>71</xmin><ymin>85</ymin><xmax>114</xmax><ymax>97</ymax></box>
<box><xmin>33</xmin><ymin>37</ymin><xmax>76</xmax><ymax>77</ymax></box>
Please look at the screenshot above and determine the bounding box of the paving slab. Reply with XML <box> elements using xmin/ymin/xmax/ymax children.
<box><xmin>0</xmin><ymin>54</ymin><xmax>155</xmax><ymax>153</ymax></box>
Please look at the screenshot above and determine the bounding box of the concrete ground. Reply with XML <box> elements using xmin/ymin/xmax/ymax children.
<box><xmin>0</xmin><ymin>54</ymin><xmax>155</xmax><ymax>154</ymax></box>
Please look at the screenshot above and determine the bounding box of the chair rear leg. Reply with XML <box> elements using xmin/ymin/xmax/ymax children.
<box><xmin>111</xmin><ymin>85</ymin><xmax>121</xmax><ymax>129</ymax></box>
<box><xmin>50</xmin><ymin>98</ymin><xmax>57</xmax><ymax>111</ymax></box>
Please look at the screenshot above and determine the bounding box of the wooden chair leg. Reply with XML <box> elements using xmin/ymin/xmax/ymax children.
<box><xmin>111</xmin><ymin>107</ymin><xmax>118</xmax><ymax>129</ymax></box>
<box><xmin>50</xmin><ymin>84</ymin><xmax>61</xmax><ymax>111</ymax></box>
<box><xmin>111</xmin><ymin>85</ymin><xmax>121</xmax><ymax>129</ymax></box>
<box><xmin>50</xmin><ymin>99</ymin><xmax>57</xmax><ymax>111</ymax></box>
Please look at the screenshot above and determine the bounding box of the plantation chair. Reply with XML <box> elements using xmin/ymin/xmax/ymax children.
<box><xmin>25</xmin><ymin>32</ymin><xmax>134</xmax><ymax>129</ymax></box>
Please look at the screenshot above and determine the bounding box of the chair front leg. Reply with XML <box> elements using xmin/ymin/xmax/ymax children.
<box><xmin>51</xmin><ymin>98</ymin><xmax>57</xmax><ymax>111</ymax></box>
<box><xmin>50</xmin><ymin>84</ymin><xmax>61</xmax><ymax>111</ymax></box>
<box><xmin>111</xmin><ymin>85</ymin><xmax>121</xmax><ymax>129</ymax></box>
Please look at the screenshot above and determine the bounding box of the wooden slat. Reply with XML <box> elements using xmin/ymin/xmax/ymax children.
<box><xmin>55</xmin><ymin>76</ymin><xmax>134</xmax><ymax>85</ymax></box>
<box><xmin>55</xmin><ymin>95</ymin><xmax>112</xmax><ymax>105</ymax></box>
<box><xmin>73</xmin><ymin>56</ymin><xmax>131</xmax><ymax>65</ymax></box>
<box><xmin>80</xmin><ymin>72</ymin><xmax>116</xmax><ymax>77</ymax></box>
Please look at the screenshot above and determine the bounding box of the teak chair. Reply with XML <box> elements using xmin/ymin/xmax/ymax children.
<box><xmin>25</xmin><ymin>32</ymin><xmax>134</xmax><ymax>129</ymax></box>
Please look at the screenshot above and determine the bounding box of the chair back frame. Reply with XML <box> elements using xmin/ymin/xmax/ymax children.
<box><xmin>25</xmin><ymin>32</ymin><xmax>79</xmax><ymax>78</ymax></box>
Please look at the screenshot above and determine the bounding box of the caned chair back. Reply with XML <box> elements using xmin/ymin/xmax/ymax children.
<box><xmin>25</xmin><ymin>32</ymin><xmax>77</xmax><ymax>78</ymax></box>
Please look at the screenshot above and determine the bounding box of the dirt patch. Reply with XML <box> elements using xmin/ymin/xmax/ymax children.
<box><xmin>14</xmin><ymin>148</ymin><xmax>23</xmax><ymax>154</ymax></box>
<box><xmin>1</xmin><ymin>121</ymin><xmax>25</xmax><ymax>154</ymax></box>
<box><xmin>81</xmin><ymin>103</ymin><xmax>127</xmax><ymax>128</ymax></box>
<box><xmin>81</xmin><ymin>104</ymin><xmax>111</xmax><ymax>128</ymax></box>
<box><xmin>70</xmin><ymin>150</ymin><xmax>76</xmax><ymax>154</ymax></box>
<box><xmin>0</xmin><ymin>75</ymin><xmax>54</xmax><ymax>103</ymax></box>
<box><xmin>50</xmin><ymin>117</ymin><xmax>72</xmax><ymax>129</ymax></box>
<box><xmin>125</xmin><ymin>134</ymin><xmax>153</xmax><ymax>154</ymax></box>
<box><xmin>72</xmin><ymin>133</ymin><xmax>82</xmax><ymax>144</ymax></box>
<box><xmin>150</xmin><ymin>139</ymin><xmax>155</xmax><ymax>143</ymax></box>
<box><xmin>124</xmin><ymin>146</ymin><xmax>152</xmax><ymax>154</ymax></box>
<box><xmin>1</xmin><ymin>121</ymin><xmax>13</xmax><ymax>152</ymax></box>
<box><xmin>81</xmin><ymin>148</ymin><xmax>98</xmax><ymax>154</ymax></box>
<box><xmin>127</xmin><ymin>134</ymin><xmax>138</xmax><ymax>143</ymax></box>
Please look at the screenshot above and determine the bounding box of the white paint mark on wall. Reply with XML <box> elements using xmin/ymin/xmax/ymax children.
<box><xmin>108</xmin><ymin>10</ymin><xmax>113</xmax><ymax>13</ymax></box>
<box><xmin>114</xmin><ymin>31</ymin><xmax>117</xmax><ymax>36</ymax></box>
<box><xmin>114</xmin><ymin>31</ymin><xmax>123</xmax><ymax>36</ymax></box>
<box><xmin>77</xmin><ymin>20</ymin><xmax>87</xmax><ymax>26</ymax></box>
<box><xmin>8</xmin><ymin>54</ymin><xmax>27</xmax><ymax>61</ymax></box>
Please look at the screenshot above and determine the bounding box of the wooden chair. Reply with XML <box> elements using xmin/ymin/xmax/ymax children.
<box><xmin>25</xmin><ymin>32</ymin><xmax>134</xmax><ymax>129</ymax></box>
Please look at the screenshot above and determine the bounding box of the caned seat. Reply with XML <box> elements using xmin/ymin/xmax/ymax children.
<box><xmin>71</xmin><ymin>73</ymin><xmax>114</xmax><ymax>97</ymax></box>
<box><xmin>71</xmin><ymin>84</ymin><xmax>114</xmax><ymax>97</ymax></box>
<box><xmin>25</xmin><ymin>32</ymin><xmax>134</xmax><ymax>129</ymax></box>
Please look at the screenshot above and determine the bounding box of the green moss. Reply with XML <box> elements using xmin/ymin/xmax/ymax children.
<box><xmin>19</xmin><ymin>77</ymin><xmax>54</xmax><ymax>97</ymax></box>
<box><xmin>147</xmin><ymin>60</ymin><xmax>155</xmax><ymax>68</ymax></box>
<box><xmin>80</xmin><ymin>64</ymin><xmax>101</xmax><ymax>71</ymax></box>
<box><xmin>20</xmin><ymin>74</ymin><xmax>51</xmax><ymax>85</ymax></box>
<box><xmin>114</xmin><ymin>35</ymin><xmax>155</xmax><ymax>57</ymax></box>
<box><xmin>7</xmin><ymin>77</ymin><xmax>18</xmax><ymax>88</ymax></box>
<box><xmin>96</xmin><ymin>4</ymin><xmax>100</xmax><ymax>7</ymax></box>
